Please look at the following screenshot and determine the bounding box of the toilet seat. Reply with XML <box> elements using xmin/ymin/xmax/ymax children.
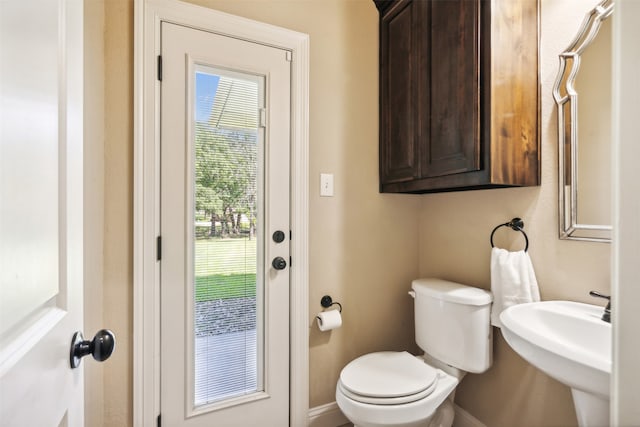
<box><xmin>337</xmin><ymin>378</ymin><xmax>438</xmax><ymax>405</ymax></box>
<box><xmin>339</xmin><ymin>352</ymin><xmax>438</xmax><ymax>405</ymax></box>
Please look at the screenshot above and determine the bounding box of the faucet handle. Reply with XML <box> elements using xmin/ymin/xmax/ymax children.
<box><xmin>589</xmin><ymin>291</ymin><xmax>611</xmax><ymax>323</ymax></box>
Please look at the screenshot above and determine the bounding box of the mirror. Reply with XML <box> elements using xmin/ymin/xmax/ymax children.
<box><xmin>553</xmin><ymin>0</ymin><xmax>614</xmax><ymax>242</ymax></box>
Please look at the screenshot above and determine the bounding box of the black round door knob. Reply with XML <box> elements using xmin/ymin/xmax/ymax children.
<box><xmin>272</xmin><ymin>256</ymin><xmax>287</xmax><ymax>270</ymax></box>
<box><xmin>70</xmin><ymin>329</ymin><xmax>116</xmax><ymax>369</ymax></box>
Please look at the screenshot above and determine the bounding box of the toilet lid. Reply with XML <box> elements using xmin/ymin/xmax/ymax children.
<box><xmin>340</xmin><ymin>352</ymin><xmax>438</xmax><ymax>399</ymax></box>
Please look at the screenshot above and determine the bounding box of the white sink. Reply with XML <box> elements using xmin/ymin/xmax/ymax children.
<box><xmin>500</xmin><ymin>301</ymin><xmax>611</xmax><ymax>427</ymax></box>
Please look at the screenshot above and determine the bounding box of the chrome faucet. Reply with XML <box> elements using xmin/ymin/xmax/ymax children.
<box><xmin>589</xmin><ymin>291</ymin><xmax>611</xmax><ymax>323</ymax></box>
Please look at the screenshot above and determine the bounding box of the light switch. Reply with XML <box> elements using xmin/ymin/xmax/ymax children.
<box><xmin>320</xmin><ymin>173</ymin><xmax>334</xmax><ymax>197</ymax></box>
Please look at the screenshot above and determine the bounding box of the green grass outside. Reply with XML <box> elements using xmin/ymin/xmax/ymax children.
<box><xmin>194</xmin><ymin>237</ymin><xmax>257</xmax><ymax>302</ymax></box>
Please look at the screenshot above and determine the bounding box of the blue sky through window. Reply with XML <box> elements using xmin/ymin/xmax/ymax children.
<box><xmin>195</xmin><ymin>72</ymin><xmax>220</xmax><ymax>123</ymax></box>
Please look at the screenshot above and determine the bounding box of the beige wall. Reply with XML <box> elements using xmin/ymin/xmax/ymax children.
<box><xmin>84</xmin><ymin>1</ymin><xmax>105</xmax><ymax>426</ymax></box>
<box><xmin>418</xmin><ymin>1</ymin><xmax>611</xmax><ymax>426</ymax></box>
<box><xmin>104</xmin><ymin>0</ymin><xmax>134</xmax><ymax>425</ymax></box>
<box><xmin>97</xmin><ymin>0</ymin><xmax>612</xmax><ymax>425</ymax></box>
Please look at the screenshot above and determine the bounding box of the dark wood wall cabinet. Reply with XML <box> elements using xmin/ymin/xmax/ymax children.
<box><xmin>374</xmin><ymin>0</ymin><xmax>540</xmax><ymax>193</ymax></box>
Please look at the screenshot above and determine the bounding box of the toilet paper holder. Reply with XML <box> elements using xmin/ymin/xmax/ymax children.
<box><xmin>320</xmin><ymin>295</ymin><xmax>342</xmax><ymax>313</ymax></box>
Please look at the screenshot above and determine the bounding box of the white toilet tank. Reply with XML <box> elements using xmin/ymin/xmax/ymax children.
<box><xmin>412</xmin><ymin>278</ymin><xmax>493</xmax><ymax>374</ymax></box>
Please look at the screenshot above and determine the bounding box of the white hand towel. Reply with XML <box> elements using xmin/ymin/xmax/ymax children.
<box><xmin>490</xmin><ymin>247</ymin><xmax>540</xmax><ymax>327</ymax></box>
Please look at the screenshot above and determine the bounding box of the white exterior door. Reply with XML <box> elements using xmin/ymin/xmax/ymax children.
<box><xmin>0</xmin><ymin>0</ymin><xmax>85</xmax><ymax>426</ymax></box>
<box><xmin>160</xmin><ymin>22</ymin><xmax>291</xmax><ymax>426</ymax></box>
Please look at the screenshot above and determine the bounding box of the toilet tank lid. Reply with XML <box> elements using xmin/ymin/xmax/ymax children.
<box><xmin>411</xmin><ymin>278</ymin><xmax>492</xmax><ymax>306</ymax></box>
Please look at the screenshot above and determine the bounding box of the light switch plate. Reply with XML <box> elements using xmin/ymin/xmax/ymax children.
<box><xmin>320</xmin><ymin>173</ymin><xmax>334</xmax><ymax>197</ymax></box>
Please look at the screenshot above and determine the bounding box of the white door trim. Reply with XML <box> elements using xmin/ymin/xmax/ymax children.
<box><xmin>133</xmin><ymin>1</ymin><xmax>309</xmax><ymax>425</ymax></box>
<box><xmin>611</xmin><ymin>0</ymin><xmax>640</xmax><ymax>424</ymax></box>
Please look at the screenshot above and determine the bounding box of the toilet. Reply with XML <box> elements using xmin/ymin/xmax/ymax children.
<box><xmin>336</xmin><ymin>278</ymin><xmax>493</xmax><ymax>427</ymax></box>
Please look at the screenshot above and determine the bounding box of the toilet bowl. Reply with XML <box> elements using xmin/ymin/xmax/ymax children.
<box><xmin>336</xmin><ymin>279</ymin><xmax>493</xmax><ymax>427</ymax></box>
<box><xmin>335</xmin><ymin>351</ymin><xmax>458</xmax><ymax>427</ymax></box>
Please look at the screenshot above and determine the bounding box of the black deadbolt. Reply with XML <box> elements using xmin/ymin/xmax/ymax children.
<box><xmin>272</xmin><ymin>230</ymin><xmax>286</xmax><ymax>243</ymax></box>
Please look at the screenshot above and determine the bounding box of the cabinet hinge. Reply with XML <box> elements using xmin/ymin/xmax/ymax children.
<box><xmin>286</xmin><ymin>50</ymin><xmax>292</xmax><ymax>62</ymax></box>
<box><xmin>289</xmin><ymin>256</ymin><xmax>292</xmax><ymax>268</ymax></box>
<box><xmin>157</xmin><ymin>414</ymin><xmax>161</xmax><ymax>427</ymax></box>
<box><xmin>156</xmin><ymin>236</ymin><xmax>162</xmax><ymax>261</ymax></box>
<box><xmin>157</xmin><ymin>55</ymin><xmax>163</xmax><ymax>81</ymax></box>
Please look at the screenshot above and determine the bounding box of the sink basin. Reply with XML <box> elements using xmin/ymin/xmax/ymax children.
<box><xmin>500</xmin><ymin>301</ymin><xmax>611</xmax><ymax>427</ymax></box>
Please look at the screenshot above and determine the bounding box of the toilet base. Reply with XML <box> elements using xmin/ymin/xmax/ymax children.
<box><xmin>351</xmin><ymin>399</ymin><xmax>455</xmax><ymax>427</ymax></box>
<box><xmin>427</xmin><ymin>399</ymin><xmax>455</xmax><ymax>427</ymax></box>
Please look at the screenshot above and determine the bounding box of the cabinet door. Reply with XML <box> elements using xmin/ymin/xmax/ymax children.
<box><xmin>379</xmin><ymin>0</ymin><xmax>420</xmax><ymax>184</ymax></box>
<box><xmin>377</xmin><ymin>0</ymin><xmax>539</xmax><ymax>193</ymax></box>
<box><xmin>421</xmin><ymin>0</ymin><xmax>481</xmax><ymax>178</ymax></box>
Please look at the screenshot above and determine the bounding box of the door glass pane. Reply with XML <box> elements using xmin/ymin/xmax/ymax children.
<box><xmin>192</xmin><ymin>66</ymin><xmax>263</xmax><ymax>407</ymax></box>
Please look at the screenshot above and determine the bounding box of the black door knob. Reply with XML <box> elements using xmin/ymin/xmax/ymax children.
<box><xmin>70</xmin><ymin>329</ymin><xmax>116</xmax><ymax>369</ymax></box>
<box><xmin>272</xmin><ymin>256</ymin><xmax>287</xmax><ymax>270</ymax></box>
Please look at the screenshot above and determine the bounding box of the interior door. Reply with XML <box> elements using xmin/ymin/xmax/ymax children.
<box><xmin>0</xmin><ymin>0</ymin><xmax>85</xmax><ymax>425</ymax></box>
<box><xmin>160</xmin><ymin>22</ymin><xmax>291</xmax><ymax>426</ymax></box>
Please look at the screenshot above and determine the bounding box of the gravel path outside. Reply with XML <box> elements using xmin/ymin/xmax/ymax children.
<box><xmin>195</xmin><ymin>296</ymin><xmax>256</xmax><ymax>337</ymax></box>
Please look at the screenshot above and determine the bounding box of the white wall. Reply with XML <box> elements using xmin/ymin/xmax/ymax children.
<box><xmin>612</xmin><ymin>0</ymin><xmax>640</xmax><ymax>424</ymax></box>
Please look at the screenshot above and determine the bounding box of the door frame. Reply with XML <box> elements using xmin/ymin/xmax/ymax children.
<box><xmin>611</xmin><ymin>0</ymin><xmax>640</xmax><ymax>424</ymax></box>
<box><xmin>133</xmin><ymin>1</ymin><xmax>310</xmax><ymax>425</ymax></box>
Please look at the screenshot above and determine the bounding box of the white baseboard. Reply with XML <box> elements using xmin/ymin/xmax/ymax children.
<box><xmin>453</xmin><ymin>404</ymin><xmax>486</xmax><ymax>427</ymax></box>
<box><xmin>308</xmin><ymin>401</ymin><xmax>349</xmax><ymax>427</ymax></box>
